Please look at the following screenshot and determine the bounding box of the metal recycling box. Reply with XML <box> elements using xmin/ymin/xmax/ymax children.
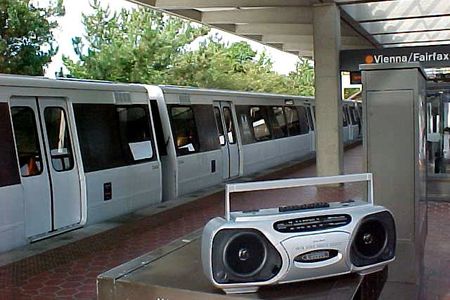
<box><xmin>361</xmin><ymin>63</ymin><xmax>428</xmax><ymax>289</ymax></box>
<box><xmin>97</xmin><ymin>230</ymin><xmax>367</xmax><ymax>300</ymax></box>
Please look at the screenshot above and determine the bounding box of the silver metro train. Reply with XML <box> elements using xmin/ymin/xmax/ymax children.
<box><xmin>0</xmin><ymin>75</ymin><xmax>361</xmax><ymax>253</ymax></box>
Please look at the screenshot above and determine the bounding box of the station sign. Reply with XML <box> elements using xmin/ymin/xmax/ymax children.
<box><xmin>340</xmin><ymin>45</ymin><xmax>450</xmax><ymax>72</ymax></box>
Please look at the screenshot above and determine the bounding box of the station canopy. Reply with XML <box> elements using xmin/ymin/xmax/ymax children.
<box><xmin>129</xmin><ymin>0</ymin><xmax>450</xmax><ymax>57</ymax></box>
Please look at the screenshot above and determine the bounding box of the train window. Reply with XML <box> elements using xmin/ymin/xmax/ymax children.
<box><xmin>170</xmin><ymin>106</ymin><xmax>200</xmax><ymax>155</ymax></box>
<box><xmin>271</xmin><ymin>107</ymin><xmax>287</xmax><ymax>138</ymax></box>
<box><xmin>235</xmin><ymin>105</ymin><xmax>255</xmax><ymax>145</ymax></box>
<box><xmin>150</xmin><ymin>100</ymin><xmax>167</xmax><ymax>156</ymax></box>
<box><xmin>117</xmin><ymin>106</ymin><xmax>154</xmax><ymax>161</ymax></box>
<box><xmin>1</xmin><ymin>104</ymin><xmax>20</xmax><ymax>186</ymax></box>
<box><xmin>306</xmin><ymin>107</ymin><xmax>315</xmax><ymax>131</ymax></box>
<box><xmin>44</xmin><ymin>107</ymin><xmax>75</xmax><ymax>172</ymax></box>
<box><xmin>250</xmin><ymin>106</ymin><xmax>271</xmax><ymax>141</ymax></box>
<box><xmin>214</xmin><ymin>107</ymin><xmax>225</xmax><ymax>146</ymax></box>
<box><xmin>74</xmin><ymin>104</ymin><xmax>155</xmax><ymax>172</ymax></box>
<box><xmin>284</xmin><ymin>106</ymin><xmax>301</xmax><ymax>136</ymax></box>
<box><xmin>342</xmin><ymin>107</ymin><xmax>348</xmax><ymax>126</ymax></box>
<box><xmin>11</xmin><ymin>107</ymin><xmax>43</xmax><ymax>177</ymax></box>
<box><xmin>223</xmin><ymin>107</ymin><xmax>237</xmax><ymax>144</ymax></box>
<box><xmin>193</xmin><ymin>105</ymin><xmax>220</xmax><ymax>152</ymax></box>
<box><xmin>297</xmin><ymin>106</ymin><xmax>310</xmax><ymax>134</ymax></box>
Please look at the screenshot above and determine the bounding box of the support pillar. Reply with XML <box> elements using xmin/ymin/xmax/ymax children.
<box><xmin>313</xmin><ymin>3</ymin><xmax>343</xmax><ymax>176</ymax></box>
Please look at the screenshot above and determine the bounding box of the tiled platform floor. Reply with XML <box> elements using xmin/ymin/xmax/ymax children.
<box><xmin>0</xmin><ymin>145</ymin><xmax>448</xmax><ymax>299</ymax></box>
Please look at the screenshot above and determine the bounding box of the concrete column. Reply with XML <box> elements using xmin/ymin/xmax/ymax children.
<box><xmin>313</xmin><ymin>3</ymin><xmax>343</xmax><ymax>176</ymax></box>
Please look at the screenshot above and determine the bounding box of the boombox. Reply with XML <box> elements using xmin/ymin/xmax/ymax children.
<box><xmin>201</xmin><ymin>173</ymin><xmax>396</xmax><ymax>294</ymax></box>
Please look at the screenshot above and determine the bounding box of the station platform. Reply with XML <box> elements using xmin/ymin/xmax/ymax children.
<box><xmin>0</xmin><ymin>145</ymin><xmax>449</xmax><ymax>300</ymax></box>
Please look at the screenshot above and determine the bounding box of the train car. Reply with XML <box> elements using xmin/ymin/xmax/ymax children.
<box><xmin>0</xmin><ymin>75</ymin><xmax>162</xmax><ymax>252</ymax></box>
<box><xmin>342</xmin><ymin>100</ymin><xmax>362</xmax><ymax>142</ymax></box>
<box><xmin>0</xmin><ymin>75</ymin><xmax>359</xmax><ymax>253</ymax></box>
<box><xmin>146</xmin><ymin>86</ymin><xmax>315</xmax><ymax>201</ymax></box>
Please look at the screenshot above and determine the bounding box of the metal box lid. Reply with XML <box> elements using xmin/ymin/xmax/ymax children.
<box><xmin>97</xmin><ymin>231</ymin><xmax>363</xmax><ymax>300</ymax></box>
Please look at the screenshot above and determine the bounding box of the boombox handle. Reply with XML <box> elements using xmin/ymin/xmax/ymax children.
<box><xmin>224</xmin><ymin>173</ymin><xmax>374</xmax><ymax>221</ymax></box>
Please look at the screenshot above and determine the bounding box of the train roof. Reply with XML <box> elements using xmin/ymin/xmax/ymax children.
<box><xmin>0</xmin><ymin>74</ymin><xmax>146</xmax><ymax>93</ymax></box>
<box><xmin>0</xmin><ymin>74</ymin><xmax>314</xmax><ymax>102</ymax></box>
<box><xmin>158</xmin><ymin>85</ymin><xmax>314</xmax><ymax>102</ymax></box>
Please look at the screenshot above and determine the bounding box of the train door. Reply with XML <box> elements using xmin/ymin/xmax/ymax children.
<box><xmin>213</xmin><ymin>101</ymin><xmax>239</xmax><ymax>179</ymax></box>
<box><xmin>10</xmin><ymin>97</ymin><xmax>82</xmax><ymax>238</ymax></box>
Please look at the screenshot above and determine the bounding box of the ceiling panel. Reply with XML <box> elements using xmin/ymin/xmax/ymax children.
<box><xmin>383</xmin><ymin>40</ymin><xmax>450</xmax><ymax>48</ymax></box>
<box><xmin>341</xmin><ymin>0</ymin><xmax>450</xmax><ymax>22</ymax></box>
<box><xmin>361</xmin><ymin>16</ymin><xmax>450</xmax><ymax>35</ymax></box>
<box><xmin>374</xmin><ymin>30</ymin><xmax>450</xmax><ymax>44</ymax></box>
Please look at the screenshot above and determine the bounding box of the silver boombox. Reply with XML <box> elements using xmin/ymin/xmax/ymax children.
<box><xmin>201</xmin><ymin>173</ymin><xmax>396</xmax><ymax>294</ymax></box>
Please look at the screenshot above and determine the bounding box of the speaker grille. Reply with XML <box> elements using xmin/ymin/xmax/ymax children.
<box><xmin>212</xmin><ymin>229</ymin><xmax>282</xmax><ymax>284</ymax></box>
<box><xmin>224</xmin><ymin>232</ymin><xmax>267</xmax><ymax>277</ymax></box>
<box><xmin>350</xmin><ymin>211</ymin><xmax>396</xmax><ymax>267</ymax></box>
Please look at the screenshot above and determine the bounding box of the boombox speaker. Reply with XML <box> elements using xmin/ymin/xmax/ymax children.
<box><xmin>201</xmin><ymin>173</ymin><xmax>396</xmax><ymax>294</ymax></box>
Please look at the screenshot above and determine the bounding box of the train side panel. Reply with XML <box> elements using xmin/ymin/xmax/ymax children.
<box><xmin>161</xmin><ymin>91</ymin><xmax>224</xmax><ymax>198</ymax></box>
<box><xmin>71</xmin><ymin>89</ymin><xmax>162</xmax><ymax>224</ymax></box>
<box><xmin>234</xmin><ymin>99</ymin><xmax>315</xmax><ymax>176</ymax></box>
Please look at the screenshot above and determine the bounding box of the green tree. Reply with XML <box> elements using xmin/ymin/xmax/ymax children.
<box><xmin>64</xmin><ymin>2</ymin><xmax>315</xmax><ymax>96</ymax></box>
<box><xmin>0</xmin><ymin>0</ymin><xmax>64</xmax><ymax>75</ymax></box>
<box><xmin>63</xmin><ymin>0</ymin><xmax>208</xmax><ymax>83</ymax></box>
<box><xmin>169</xmin><ymin>37</ymin><xmax>299</xmax><ymax>94</ymax></box>
<box><xmin>288</xmin><ymin>58</ymin><xmax>315</xmax><ymax>96</ymax></box>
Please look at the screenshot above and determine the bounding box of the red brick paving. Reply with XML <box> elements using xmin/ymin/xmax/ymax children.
<box><xmin>0</xmin><ymin>145</ymin><xmax>448</xmax><ymax>299</ymax></box>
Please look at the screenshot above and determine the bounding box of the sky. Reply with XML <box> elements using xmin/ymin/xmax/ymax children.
<box><xmin>42</xmin><ymin>0</ymin><xmax>300</xmax><ymax>78</ymax></box>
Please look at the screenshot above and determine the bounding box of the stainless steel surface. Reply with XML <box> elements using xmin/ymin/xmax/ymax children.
<box><xmin>362</xmin><ymin>63</ymin><xmax>428</xmax><ymax>287</ymax></box>
<box><xmin>97</xmin><ymin>231</ymin><xmax>364</xmax><ymax>300</ymax></box>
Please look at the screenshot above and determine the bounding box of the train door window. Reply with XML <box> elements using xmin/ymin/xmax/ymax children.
<box><xmin>11</xmin><ymin>107</ymin><xmax>43</xmax><ymax>177</ymax></box>
<box><xmin>214</xmin><ymin>107</ymin><xmax>225</xmax><ymax>146</ymax></box>
<box><xmin>223</xmin><ymin>107</ymin><xmax>237</xmax><ymax>144</ymax></box>
<box><xmin>271</xmin><ymin>107</ymin><xmax>287</xmax><ymax>138</ymax></box>
<box><xmin>44</xmin><ymin>107</ymin><xmax>74</xmax><ymax>172</ymax></box>
<box><xmin>342</xmin><ymin>107</ymin><xmax>348</xmax><ymax>126</ymax></box>
<box><xmin>117</xmin><ymin>106</ymin><xmax>155</xmax><ymax>161</ymax></box>
<box><xmin>250</xmin><ymin>106</ymin><xmax>271</xmax><ymax>141</ymax></box>
<box><xmin>284</xmin><ymin>106</ymin><xmax>301</xmax><ymax>136</ymax></box>
<box><xmin>150</xmin><ymin>100</ymin><xmax>167</xmax><ymax>156</ymax></box>
<box><xmin>170</xmin><ymin>106</ymin><xmax>200</xmax><ymax>155</ymax></box>
<box><xmin>306</xmin><ymin>107</ymin><xmax>315</xmax><ymax>130</ymax></box>
<box><xmin>297</xmin><ymin>106</ymin><xmax>310</xmax><ymax>134</ymax></box>
<box><xmin>1</xmin><ymin>104</ymin><xmax>20</xmax><ymax>186</ymax></box>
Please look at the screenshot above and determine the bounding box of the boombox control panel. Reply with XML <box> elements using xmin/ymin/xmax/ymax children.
<box><xmin>278</xmin><ymin>202</ymin><xmax>331</xmax><ymax>212</ymax></box>
<box><xmin>273</xmin><ymin>214</ymin><xmax>352</xmax><ymax>233</ymax></box>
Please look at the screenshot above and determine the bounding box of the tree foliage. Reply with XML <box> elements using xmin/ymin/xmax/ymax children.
<box><xmin>0</xmin><ymin>0</ymin><xmax>64</xmax><ymax>75</ymax></box>
<box><xmin>288</xmin><ymin>59</ymin><xmax>315</xmax><ymax>96</ymax></box>
<box><xmin>64</xmin><ymin>2</ymin><xmax>315</xmax><ymax>96</ymax></box>
<box><xmin>63</xmin><ymin>0</ymin><xmax>208</xmax><ymax>83</ymax></box>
